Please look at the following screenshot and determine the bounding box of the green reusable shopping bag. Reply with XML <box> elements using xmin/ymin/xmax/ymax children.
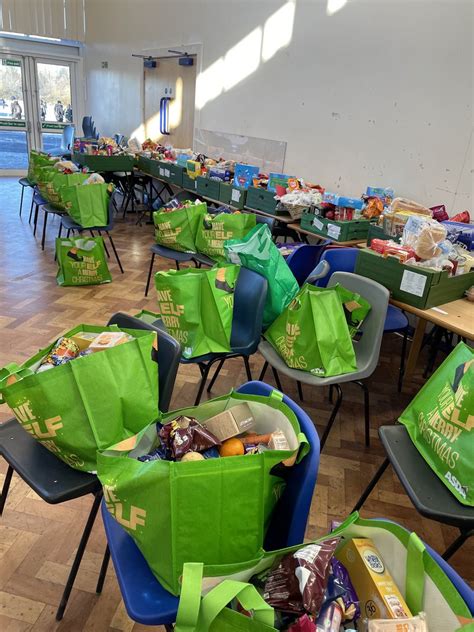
<box><xmin>97</xmin><ymin>389</ymin><xmax>309</xmax><ymax>595</ymax></box>
<box><xmin>155</xmin><ymin>264</ymin><xmax>240</xmax><ymax>359</ymax></box>
<box><xmin>60</xmin><ymin>182</ymin><xmax>111</xmax><ymax>228</ymax></box>
<box><xmin>0</xmin><ymin>324</ymin><xmax>159</xmax><ymax>473</ymax></box>
<box><xmin>45</xmin><ymin>171</ymin><xmax>89</xmax><ymax>206</ymax></box>
<box><xmin>331</xmin><ymin>283</ymin><xmax>371</xmax><ymax>338</ymax></box>
<box><xmin>175</xmin><ymin>563</ymin><xmax>277</xmax><ymax>632</ymax></box>
<box><xmin>264</xmin><ymin>284</ymin><xmax>357</xmax><ymax>377</ymax></box>
<box><xmin>27</xmin><ymin>150</ymin><xmax>59</xmax><ymax>184</ymax></box>
<box><xmin>399</xmin><ymin>342</ymin><xmax>474</xmax><ymax>506</ymax></box>
<box><xmin>56</xmin><ymin>236</ymin><xmax>112</xmax><ymax>286</ymax></box>
<box><xmin>224</xmin><ymin>224</ymin><xmax>299</xmax><ymax>329</ymax></box>
<box><xmin>193</xmin><ymin>513</ymin><xmax>471</xmax><ymax>632</ymax></box>
<box><xmin>195</xmin><ymin>212</ymin><xmax>256</xmax><ymax>260</ymax></box>
<box><xmin>153</xmin><ymin>201</ymin><xmax>207</xmax><ymax>253</ymax></box>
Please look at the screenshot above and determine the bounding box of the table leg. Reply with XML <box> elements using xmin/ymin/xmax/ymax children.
<box><xmin>404</xmin><ymin>317</ymin><xmax>427</xmax><ymax>379</ymax></box>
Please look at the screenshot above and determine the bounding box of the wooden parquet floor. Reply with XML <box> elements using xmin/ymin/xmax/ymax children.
<box><xmin>0</xmin><ymin>178</ymin><xmax>472</xmax><ymax>630</ymax></box>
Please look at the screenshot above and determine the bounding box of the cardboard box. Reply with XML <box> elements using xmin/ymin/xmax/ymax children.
<box><xmin>71</xmin><ymin>331</ymin><xmax>100</xmax><ymax>351</ymax></box>
<box><xmin>336</xmin><ymin>538</ymin><xmax>412</xmax><ymax>620</ymax></box>
<box><xmin>202</xmin><ymin>403</ymin><xmax>255</xmax><ymax>441</ymax></box>
<box><xmin>89</xmin><ymin>331</ymin><xmax>131</xmax><ymax>352</ymax></box>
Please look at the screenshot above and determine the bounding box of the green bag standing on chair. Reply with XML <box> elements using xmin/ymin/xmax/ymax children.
<box><xmin>61</xmin><ymin>182</ymin><xmax>111</xmax><ymax>228</ymax></box>
<box><xmin>264</xmin><ymin>284</ymin><xmax>357</xmax><ymax>377</ymax></box>
<box><xmin>153</xmin><ymin>201</ymin><xmax>207</xmax><ymax>253</ymax></box>
<box><xmin>155</xmin><ymin>264</ymin><xmax>240</xmax><ymax>359</ymax></box>
<box><xmin>224</xmin><ymin>224</ymin><xmax>299</xmax><ymax>329</ymax></box>
<box><xmin>0</xmin><ymin>324</ymin><xmax>159</xmax><ymax>473</ymax></box>
<box><xmin>97</xmin><ymin>389</ymin><xmax>308</xmax><ymax>595</ymax></box>
<box><xmin>46</xmin><ymin>171</ymin><xmax>89</xmax><ymax>206</ymax></box>
<box><xmin>56</xmin><ymin>236</ymin><xmax>112</xmax><ymax>286</ymax></box>
<box><xmin>399</xmin><ymin>342</ymin><xmax>474</xmax><ymax>506</ymax></box>
<box><xmin>195</xmin><ymin>212</ymin><xmax>256</xmax><ymax>260</ymax></box>
<box><xmin>27</xmin><ymin>150</ymin><xmax>59</xmax><ymax>184</ymax></box>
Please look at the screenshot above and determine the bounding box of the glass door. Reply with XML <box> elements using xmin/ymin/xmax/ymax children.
<box><xmin>0</xmin><ymin>55</ymin><xmax>31</xmax><ymax>173</ymax></box>
<box><xmin>35</xmin><ymin>59</ymin><xmax>76</xmax><ymax>154</ymax></box>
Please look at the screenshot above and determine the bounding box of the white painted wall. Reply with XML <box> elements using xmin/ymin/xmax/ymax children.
<box><xmin>84</xmin><ymin>0</ymin><xmax>473</xmax><ymax>213</ymax></box>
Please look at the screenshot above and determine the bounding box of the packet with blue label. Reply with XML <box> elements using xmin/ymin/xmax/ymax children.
<box><xmin>234</xmin><ymin>163</ymin><xmax>260</xmax><ymax>189</ymax></box>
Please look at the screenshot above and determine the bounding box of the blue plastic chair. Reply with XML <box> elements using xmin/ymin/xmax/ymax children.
<box><xmin>182</xmin><ymin>267</ymin><xmax>268</xmax><ymax>405</ymax></box>
<box><xmin>312</xmin><ymin>247</ymin><xmax>410</xmax><ymax>391</ymax></box>
<box><xmin>286</xmin><ymin>241</ymin><xmax>330</xmax><ymax>286</ymax></box>
<box><xmin>144</xmin><ymin>214</ymin><xmax>274</xmax><ymax>296</ymax></box>
<box><xmin>100</xmin><ymin>380</ymin><xmax>321</xmax><ymax>628</ymax></box>
<box><xmin>60</xmin><ymin>124</ymin><xmax>75</xmax><ymax>159</ymax></box>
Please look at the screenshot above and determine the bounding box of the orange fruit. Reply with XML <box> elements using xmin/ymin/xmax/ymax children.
<box><xmin>219</xmin><ymin>438</ymin><xmax>245</xmax><ymax>457</ymax></box>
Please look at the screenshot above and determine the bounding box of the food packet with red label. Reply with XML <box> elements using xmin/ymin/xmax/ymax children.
<box><xmin>263</xmin><ymin>538</ymin><xmax>339</xmax><ymax>616</ymax></box>
<box><xmin>159</xmin><ymin>416</ymin><xmax>221</xmax><ymax>460</ymax></box>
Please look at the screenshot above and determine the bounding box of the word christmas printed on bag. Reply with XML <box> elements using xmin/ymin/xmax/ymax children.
<box><xmin>69</xmin><ymin>255</ymin><xmax>105</xmax><ymax>285</ymax></box>
<box><xmin>103</xmin><ymin>485</ymin><xmax>147</xmax><ymax>531</ymax></box>
<box><xmin>275</xmin><ymin>322</ymin><xmax>308</xmax><ymax>370</ymax></box>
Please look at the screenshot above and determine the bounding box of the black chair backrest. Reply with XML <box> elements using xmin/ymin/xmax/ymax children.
<box><xmin>106</xmin><ymin>312</ymin><xmax>181</xmax><ymax>413</ymax></box>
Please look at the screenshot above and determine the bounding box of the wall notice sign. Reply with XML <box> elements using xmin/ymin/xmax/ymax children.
<box><xmin>159</xmin><ymin>168</ymin><xmax>164</xmax><ymax>176</ymax></box>
<box><xmin>327</xmin><ymin>223</ymin><xmax>341</xmax><ymax>240</ymax></box>
<box><xmin>231</xmin><ymin>188</ymin><xmax>241</xmax><ymax>203</ymax></box>
<box><xmin>164</xmin><ymin>169</ymin><xmax>170</xmax><ymax>178</ymax></box>
<box><xmin>400</xmin><ymin>270</ymin><xmax>427</xmax><ymax>297</ymax></box>
<box><xmin>312</xmin><ymin>217</ymin><xmax>323</xmax><ymax>231</ymax></box>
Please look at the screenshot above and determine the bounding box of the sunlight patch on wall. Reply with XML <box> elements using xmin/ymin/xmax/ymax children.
<box><xmin>327</xmin><ymin>0</ymin><xmax>348</xmax><ymax>16</ymax></box>
<box><xmin>262</xmin><ymin>1</ymin><xmax>295</xmax><ymax>62</ymax></box>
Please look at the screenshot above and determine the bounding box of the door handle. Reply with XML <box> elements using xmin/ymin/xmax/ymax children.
<box><xmin>163</xmin><ymin>97</ymin><xmax>171</xmax><ymax>135</ymax></box>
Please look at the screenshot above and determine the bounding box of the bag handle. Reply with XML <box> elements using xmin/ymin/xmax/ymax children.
<box><xmin>0</xmin><ymin>362</ymin><xmax>23</xmax><ymax>404</ymax></box>
<box><xmin>406</xmin><ymin>531</ymin><xmax>426</xmax><ymax>615</ymax></box>
<box><xmin>176</xmin><ymin>563</ymin><xmax>275</xmax><ymax>632</ymax></box>
<box><xmin>269</xmin><ymin>388</ymin><xmax>309</xmax><ymax>463</ymax></box>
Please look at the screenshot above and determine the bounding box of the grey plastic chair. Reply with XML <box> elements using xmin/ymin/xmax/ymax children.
<box><xmin>258</xmin><ymin>272</ymin><xmax>389</xmax><ymax>450</ymax></box>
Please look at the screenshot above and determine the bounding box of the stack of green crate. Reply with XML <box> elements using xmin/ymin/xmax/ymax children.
<box><xmin>136</xmin><ymin>155</ymin><xmax>160</xmax><ymax>177</ymax></box>
<box><xmin>157</xmin><ymin>161</ymin><xmax>172</xmax><ymax>182</ymax></box>
<box><xmin>300</xmin><ymin>208</ymin><xmax>372</xmax><ymax>241</ymax></box>
<box><xmin>218</xmin><ymin>182</ymin><xmax>247</xmax><ymax>210</ymax></box>
<box><xmin>196</xmin><ymin>175</ymin><xmax>220</xmax><ymax>201</ymax></box>
<box><xmin>355</xmin><ymin>248</ymin><xmax>474</xmax><ymax>308</ymax></box>
<box><xmin>245</xmin><ymin>186</ymin><xmax>278</xmax><ymax>214</ymax></box>
<box><xmin>182</xmin><ymin>172</ymin><xmax>198</xmax><ymax>191</ymax></box>
<box><xmin>167</xmin><ymin>163</ymin><xmax>184</xmax><ymax>186</ymax></box>
<box><xmin>366</xmin><ymin>223</ymin><xmax>401</xmax><ymax>246</ymax></box>
<box><xmin>73</xmin><ymin>152</ymin><xmax>136</xmax><ymax>172</ymax></box>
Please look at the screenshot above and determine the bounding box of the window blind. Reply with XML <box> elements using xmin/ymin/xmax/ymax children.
<box><xmin>0</xmin><ymin>0</ymin><xmax>85</xmax><ymax>42</ymax></box>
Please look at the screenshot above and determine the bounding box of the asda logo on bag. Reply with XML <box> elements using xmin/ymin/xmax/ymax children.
<box><xmin>103</xmin><ymin>485</ymin><xmax>147</xmax><ymax>531</ymax></box>
<box><xmin>445</xmin><ymin>471</ymin><xmax>468</xmax><ymax>500</ymax></box>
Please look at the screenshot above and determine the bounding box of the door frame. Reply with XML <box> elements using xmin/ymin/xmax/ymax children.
<box><xmin>0</xmin><ymin>38</ymin><xmax>84</xmax><ymax>175</ymax></box>
<box><xmin>139</xmin><ymin>43</ymin><xmax>202</xmax><ymax>149</ymax></box>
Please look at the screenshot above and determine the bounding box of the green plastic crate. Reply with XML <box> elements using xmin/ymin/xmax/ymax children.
<box><xmin>218</xmin><ymin>182</ymin><xmax>247</xmax><ymax>210</ymax></box>
<box><xmin>355</xmin><ymin>248</ymin><xmax>474</xmax><ymax>308</ymax></box>
<box><xmin>196</xmin><ymin>176</ymin><xmax>220</xmax><ymax>201</ymax></box>
<box><xmin>182</xmin><ymin>172</ymin><xmax>198</xmax><ymax>192</ymax></box>
<box><xmin>156</xmin><ymin>161</ymin><xmax>172</xmax><ymax>182</ymax></box>
<box><xmin>245</xmin><ymin>186</ymin><xmax>278</xmax><ymax>214</ymax></box>
<box><xmin>168</xmin><ymin>163</ymin><xmax>184</xmax><ymax>186</ymax></box>
<box><xmin>73</xmin><ymin>152</ymin><xmax>136</xmax><ymax>172</ymax></box>
<box><xmin>300</xmin><ymin>209</ymin><xmax>372</xmax><ymax>241</ymax></box>
<box><xmin>366</xmin><ymin>223</ymin><xmax>401</xmax><ymax>246</ymax></box>
<box><xmin>136</xmin><ymin>155</ymin><xmax>161</xmax><ymax>177</ymax></box>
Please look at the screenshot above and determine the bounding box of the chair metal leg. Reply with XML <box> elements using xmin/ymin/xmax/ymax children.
<box><xmin>66</xmin><ymin>228</ymin><xmax>71</xmax><ymax>238</ymax></box>
<box><xmin>96</xmin><ymin>230</ymin><xmax>110</xmax><ymax>258</ymax></box>
<box><xmin>19</xmin><ymin>186</ymin><xmax>25</xmax><ymax>217</ymax></box>
<box><xmin>329</xmin><ymin>384</ymin><xmax>334</xmax><ymax>403</ymax></box>
<box><xmin>0</xmin><ymin>465</ymin><xmax>14</xmax><ymax>516</ymax></box>
<box><xmin>398</xmin><ymin>328</ymin><xmax>409</xmax><ymax>393</ymax></box>
<box><xmin>95</xmin><ymin>545</ymin><xmax>110</xmax><ymax>594</ymax></box>
<box><xmin>41</xmin><ymin>211</ymin><xmax>48</xmax><ymax>250</ymax></box>
<box><xmin>351</xmin><ymin>458</ymin><xmax>390</xmax><ymax>512</ymax></box>
<box><xmin>297</xmin><ymin>381</ymin><xmax>304</xmax><ymax>401</ymax></box>
<box><xmin>108</xmin><ymin>233</ymin><xmax>124</xmax><ymax>273</ymax></box>
<box><xmin>28</xmin><ymin>196</ymin><xmax>34</xmax><ymax>223</ymax></box>
<box><xmin>353</xmin><ymin>380</ymin><xmax>370</xmax><ymax>447</ymax></box>
<box><xmin>194</xmin><ymin>363</ymin><xmax>212</xmax><ymax>405</ymax></box>
<box><xmin>319</xmin><ymin>384</ymin><xmax>343</xmax><ymax>450</ymax></box>
<box><xmin>175</xmin><ymin>260</ymin><xmax>180</xmax><ymax>271</ymax></box>
<box><xmin>33</xmin><ymin>205</ymin><xmax>39</xmax><ymax>236</ymax></box>
<box><xmin>258</xmin><ymin>361</ymin><xmax>268</xmax><ymax>381</ymax></box>
<box><xmin>145</xmin><ymin>252</ymin><xmax>156</xmax><ymax>297</ymax></box>
<box><xmin>243</xmin><ymin>356</ymin><xmax>252</xmax><ymax>382</ymax></box>
<box><xmin>56</xmin><ymin>491</ymin><xmax>103</xmax><ymax>621</ymax></box>
<box><xmin>271</xmin><ymin>367</ymin><xmax>283</xmax><ymax>391</ymax></box>
<box><xmin>442</xmin><ymin>529</ymin><xmax>472</xmax><ymax>561</ymax></box>
<box><xmin>206</xmin><ymin>358</ymin><xmax>226</xmax><ymax>392</ymax></box>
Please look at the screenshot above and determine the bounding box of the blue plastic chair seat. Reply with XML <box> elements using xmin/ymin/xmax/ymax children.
<box><xmin>384</xmin><ymin>304</ymin><xmax>409</xmax><ymax>333</ymax></box>
<box><xmin>151</xmin><ymin>244</ymin><xmax>196</xmax><ymax>263</ymax></box>
<box><xmin>61</xmin><ymin>214</ymin><xmax>113</xmax><ymax>233</ymax></box>
<box><xmin>19</xmin><ymin>177</ymin><xmax>33</xmax><ymax>188</ymax></box>
<box><xmin>101</xmin><ymin>380</ymin><xmax>320</xmax><ymax>626</ymax></box>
